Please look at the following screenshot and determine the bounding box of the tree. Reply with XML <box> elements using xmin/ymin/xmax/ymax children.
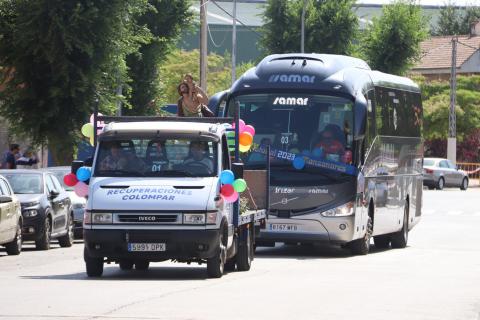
<box><xmin>361</xmin><ymin>1</ymin><xmax>429</xmax><ymax>75</ymax></box>
<box><xmin>157</xmin><ymin>50</ymin><xmax>254</xmax><ymax>108</ymax></box>
<box><xmin>124</xmin><ymin>0</ymin><xmax>193</xmax><ymax>116</ymax></box>
<box><xmin>0</xmin><ymin>0</ymin><xmax>149</xmax><ymax>164</ymax></box>
<box><xmin>433</xmin><ymin>3</ymin><xmax>480</xmax><ymax>36</ymax></box>
<box><xmin>259</xmin><ymin>0</ymin><xmax>358</xmax><ymax>55</ymax></box>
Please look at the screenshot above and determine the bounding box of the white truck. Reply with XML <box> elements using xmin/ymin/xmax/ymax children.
<box><xmin>79</xmin><ymin>116</ymin><xmax>265</xmax><ymax>278</ymax></box>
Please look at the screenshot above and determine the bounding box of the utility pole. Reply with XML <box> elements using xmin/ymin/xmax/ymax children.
<box><xmin>448</xmin><ymin>37</ymin><xmax>457</xmax><ymax>165</ymax></box>
<box><xmin>301</xmin><ymin>0</ymin><xmax>306</xmax><ymax>53</ymax></box>
<box><xmin>232</xmin><ymin>0</ymin><xmax>237</xmax><ymax>85</ymax></box>
<box><xmin>199</xmin><ymin>0</ymin><xmax>208</xmax><ymax>91</ymax></box>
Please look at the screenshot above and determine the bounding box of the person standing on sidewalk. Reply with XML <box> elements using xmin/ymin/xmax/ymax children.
<box><xmin>2</xmin><ymin>144</ymin><xmax>20</xmax><ymax>169</ymax></box>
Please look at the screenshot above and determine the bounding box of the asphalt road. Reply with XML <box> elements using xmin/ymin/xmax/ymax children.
<box><xmin>1</xmin><ymin>189</ymin><xmax>479</xmax><ymax>320</ymax></box>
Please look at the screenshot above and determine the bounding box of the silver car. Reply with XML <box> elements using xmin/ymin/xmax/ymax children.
<box><xmin>423</xmin><ymin>158</ymin><xmax>469</xmax><ymax>190</ymax></box>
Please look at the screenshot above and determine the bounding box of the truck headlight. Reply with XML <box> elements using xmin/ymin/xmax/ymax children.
<box><xmin>23</xmin><ymin>209</ymin><xmax>38</xmax><ymax>217</ymax></box>
<box><xmin>321</xmin><ymin>201</ymin><xmax>355</xmax><ymax>217</ymax></box>
<box><xmin>184</xmin><ymin>213</ymin><xmax>205</xmax><ymax>224</ymax></box>
<box><xmin>91</xmin><ymin>213</ymin><xmax>113</xmax><ymax>224</ymax></box>
<box><xmin>206</xmin><ymin>212</ymin><xmax>217</xmax><ymax>224</ymax></box>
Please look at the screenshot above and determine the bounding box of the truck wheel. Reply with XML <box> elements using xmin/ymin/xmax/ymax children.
<box><xmin>224</xmin><ymin>258</ymin><xmax>236</xmax><ymax>272</ymax></box>
<box><xmin>373</xmin><ymin>235</ymin><xmax>390</xmax><ymax>249</ymax></box>
<box><xmin>236</xmin><ymin>224</ymin><xmax>254</xmax><ymax>271</ymax></box>
<box><xmin>135</xmin><ymin>260</ymin><xmax>150</xmax><ymax>271</ymax></box>
<box><xmin>58</xmin><ymin>215</ymin><xmax>74</xmax><ymax>248</ymax></box>
<box><xmin>350</xmin><ymin>215</ymin><xmax>372</xmax><ymax>255</ymax></box>
<box><xmin>5</xmin><ymin>220</ymin><xmax>22</xmax><ymax>255</ymax></box>
<box><xmin>119</xmin><ymin>260</ymin><xmax>134</xmax><ymax>270</ymax></box>
<box><xmin>207</xmin><ymin>221</ymin><xmax>227</xmax><ymax>278</ymax></box>
<box><xmin>35</xmin><ymin>217</ymin><xmax>51</xmax><ymax>250</ymax></box>
<box><xmin>84</xmin><ymin>247</ymin><xmax>103</xmax><ymax>277</ymax></box>
<box><xmin>391</xmin><ymin>203</ymin><xmax>409</xmax><ymax>249</ymax></box>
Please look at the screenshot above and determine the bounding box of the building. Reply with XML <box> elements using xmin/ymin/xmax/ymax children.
<box><xmin>412</xmin><ymin>21</ymin><xmax>480</xmax><ymax>81</ymax></box>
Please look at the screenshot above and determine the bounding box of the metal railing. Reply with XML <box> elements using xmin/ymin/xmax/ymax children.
<box><xmin>457</xmin><ymin>162</ymin><xmax>480</xmax><ymax>186</ymax></box>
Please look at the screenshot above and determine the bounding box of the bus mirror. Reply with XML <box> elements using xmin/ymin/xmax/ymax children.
<box><xmin>354</xmin><ymin>93</ymin><xmax>367</xmax><ymax>140</ymax></box>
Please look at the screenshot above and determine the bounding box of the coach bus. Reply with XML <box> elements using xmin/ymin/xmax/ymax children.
<box><xmin>218</xmin><ymin>53</ymin><xmax>423</xmax><ymax>255</ymax></box>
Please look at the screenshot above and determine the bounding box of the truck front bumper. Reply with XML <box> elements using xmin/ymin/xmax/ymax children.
<box><xmin>84</xmin><ymin>229</ymin><xmax>220</xmax><ymax>261</ymax></box>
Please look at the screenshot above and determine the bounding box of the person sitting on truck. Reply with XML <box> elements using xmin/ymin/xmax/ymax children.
<box><xmin>99</xmin><ymin>142</ymin><xmax>128</xmax><ymax>171</ymax></box>
<box><xmin>183</xmin><ymin>141</ymin><xmax>214</xmax><ymax>173</ymax></box>
<box><xmin>146</xmin><ymin>140</ymin><xmax>169</xmax><ymax>171</ymax></box>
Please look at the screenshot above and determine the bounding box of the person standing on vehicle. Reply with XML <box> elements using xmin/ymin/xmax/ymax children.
<box><xmin>2</xmin><ymin>144</ymin><xmax>20</xmax><ymax>169</ymax></box>
<box><xmin>177</xmin><ymin>74</ymin><xmax>214</xmax><ymax>117</ymax></box>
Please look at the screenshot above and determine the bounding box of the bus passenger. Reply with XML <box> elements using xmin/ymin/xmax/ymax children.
<box><xmin>315</xmin><ymin>125</ymin><xmax>345</xmax><ymax>162</ymax></box>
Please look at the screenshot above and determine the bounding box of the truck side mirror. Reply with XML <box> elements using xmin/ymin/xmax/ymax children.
<box><xmin>231</xmin><ymin>162</ymin><xmax>244</xmax><ymax>179</ymax></box>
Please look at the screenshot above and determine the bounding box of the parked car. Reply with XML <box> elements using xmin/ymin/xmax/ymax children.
<box><xmin>0</xmin><ymin>174</ymin><xmax>23</xmax><ymax>255</ymax></box>
<box><xmin>45</xmin><ymin>166</ymin><xmax>86</xmax><ymax>238</ymax></box>
<box><xmin>423</xmin><ymin>158</ymin><xmax>469</xmax><ymax>190</ymax></box>
<box><xmin>0</xmin><ymin>169</ymin><xmax>74</xmax><ymax>250</ymax></box>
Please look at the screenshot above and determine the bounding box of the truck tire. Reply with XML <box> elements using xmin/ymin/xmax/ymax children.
<box><xmin>5</xmin><ymin>220</ymin><xmax>22</xmax><ymax>255</ymax></box>
<box><xmin>119</xmin><ymin>260</ymin><xmax>134</xmax><ymax>270</ymax></box>
<box><xmin>391</xmin><ymin>203</ymin><xmax>409</xmax><ymax>249</ymax></box>
<box><xmin>373</xmin><ymin>235</ymin><xmax>390</xmax><ymax>249</ymax></box>
<box><xmin>84</xmin><ymin>247</ymin><xmax>103</xmax><ymax>277</ymax></box>
<box><xmin>236</xmin><ymin>224</ymin><xmax>254</xmax><ymax>271</ymax></box>
<box><xmin>135</xmin><ymin>260</ymin><xmax>150</xmax><ymax>271</ymax></box>
<box><xmin>207</xmin><ymin>221</ymin><xmax>227</xmax><ymax>278</ymax></box>
<box><xmin>350</xmin><ymin>215</ymin><xmax>372</xmax><ymax>255</ymax></box>
<box><xmin>35</xmin><ymin>217</ymin><xmax>51</xmax><ymax>250</ymax></box>
<box><xmin>58</xmin><ymin>215</ymin><xmax>74</xmax><ymax>248</ymax></box>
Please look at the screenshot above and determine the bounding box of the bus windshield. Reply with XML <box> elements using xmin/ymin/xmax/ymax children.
<box><xmin>228</xmin><ymin>93</ymin><xmax>355</xmax><ymax>184</ymax></box>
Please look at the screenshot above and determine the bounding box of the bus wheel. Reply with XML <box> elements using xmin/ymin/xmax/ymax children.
<box><xmin>373</xmin><ymin>235</ymin><xmax>390</xmax><ymax>249</ymax></box>
<box><xmin>391</xmin><ymin>203</ymin><xmax>409</xmax><ymax>249</ymax></box>
<box><xmin>237</xmin><ymin>224</ymin><xmax>254</xmax><ymax>272</ymax></box>
<box><xmin>350</xmin><ymin>216</ymin><xmax>372</xmax><ymax>255</ymax></box>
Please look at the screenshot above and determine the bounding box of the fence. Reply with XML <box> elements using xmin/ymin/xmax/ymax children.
<box><xmin>457</xmin><ymin>162</ymin><xmax>480</xmax><ymax>187</ymax></box>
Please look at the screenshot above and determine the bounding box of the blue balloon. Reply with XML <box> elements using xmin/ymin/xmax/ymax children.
<box><xmin>293</xmin><ymin>156</ymin><xmax>305</xmax><ymax>170</ymax></box>
<box><xmin>76</xmin><ymin>166</ymin><xmax>91</xmax><ymax>182</ymax></box>
<box><xmin>312</xmin><ymin>147</ymin><xmax>323</xmax><ymax>158</ymax></box>
<box><xmin>220</xmin><ymin>170</ymin><xmax>235</xmax><ymax>185</ymax></box>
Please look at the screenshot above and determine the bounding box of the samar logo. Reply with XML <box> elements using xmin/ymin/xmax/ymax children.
<box><xmin>273</xmin><ymin>97</ymin><xmax>309</xmax><ymax>106</ymax></box>
<box><xmin>268</xmin><ymin>74</ymin><xmax>315</xmax><ymax>84</ymax></box>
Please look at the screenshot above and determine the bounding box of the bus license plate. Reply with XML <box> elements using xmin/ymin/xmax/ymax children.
<box><xmin>269</xmin><ymin>224</ymin><xmax>298</xmax><ymax>231</ymax></box>
<box><xmin>128</xmin><ymin>243</ymin><xmax>166</xmax><ymax>252</ymax></box>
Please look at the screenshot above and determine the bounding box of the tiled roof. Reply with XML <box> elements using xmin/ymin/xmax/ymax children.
<box><xmin>413</xmin><ymin>35</ymin><xmax>480</xmax><ymax>70</ymax></box>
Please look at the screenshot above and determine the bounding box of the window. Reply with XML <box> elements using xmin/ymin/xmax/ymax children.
<box><xmin>3</xmin><ymin>173</ymin><xmax>44</xmax><ymax>194</ymax></box>
<box><xmin>0</xmin><ymin>179</ymin><xmax>10</xmax><ymax>196</ymax></box>
<box><xmin>439</xmin><ymin>161</ymin><xmax>449</xmax><ymax>168</ymax></box>
<box><xmin>45</xmin><ymin>175</ymin><xmax>56</xmax><ymax>193</ymax></box>
<box><xmin>50</xmin><ymin>175</ymin><xmax>64</xmax><ymax>192</ymax></box>
<box><xmin>366</xmin><ymin>90</ymin><xmax>376</xmax><ymax>146</ymax></box>
<box><xmin>446</xmin><ymin>160</ymin><xmax>456</xmax><ymax>169</ymax></box>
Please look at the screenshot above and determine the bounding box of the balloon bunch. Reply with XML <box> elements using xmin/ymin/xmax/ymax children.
<box><xmin>81</xmin><ymin>113</ymin><xmax>105</xmax><ymax>146</ymax></box>
<box><xmin>230</xmin><ymin>119</ymin><xmax>256</xmax><ymax>153</ymax></box>
<box><xmin>219</xmin><ymin>170</ymin><xmax>247</xmax><ymax>203</ymax></box>
<box><xmin>63</xmin><ymin>167</ymin><xmax>91</xmax><ymax>197</ymax></box>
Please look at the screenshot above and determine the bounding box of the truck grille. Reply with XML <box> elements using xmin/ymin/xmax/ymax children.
<box><xmin>116</xmin><ymin>214</ymin><xmax>179</xmax><ymax>224</ymax></box>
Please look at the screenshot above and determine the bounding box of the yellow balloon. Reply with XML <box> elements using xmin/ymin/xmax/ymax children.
<box><xmin>239</xmin><ymin>144</ymin><xmax>251</xmax><ymax>153</ymax></box>
<box><xmin>89</xmin><ymin>136</ymin><xmax>95</xmax><ymax>146</ymax></box>
<box><xmin>81</xmin><ymin>123</ymin><xmax>94</xmax><ymax>138</ymax></box>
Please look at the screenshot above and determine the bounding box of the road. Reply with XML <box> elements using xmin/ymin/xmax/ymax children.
<box><xmin>1</xmin><ymin>189</ymin><xmax>479</xmax><ymax>320</ymax></box>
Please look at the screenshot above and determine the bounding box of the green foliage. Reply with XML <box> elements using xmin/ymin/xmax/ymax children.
<box><xmin>433</xmin><ymin>3</ymin><xmax>480</xmax><ymax>36</ymax></box>
<box><xmin>124</xmin><ymin>0</ymin><xmax>193</xmax><ymax>116</ymax></box>
<box><xmin>0</xmin><ymin>0</ymin><xmax>149</xmax><ymax>164</ymax></box>
<box><xmin>259</xmin><ymin>0</ymin><xmax>358</xmax><ymax>55</ymax></box>
<box><xmin>361</xmin><ymin>1</ymin><xmax>429</xmax><ymax>75</ymax></box>
<box><xmin>157</xmin><ymin>50</ymin><xmax>254</xmax><ymax>108</ymax></box>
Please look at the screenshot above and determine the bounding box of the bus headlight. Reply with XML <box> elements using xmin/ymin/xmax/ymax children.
<box><xmin>92</xmin><ymin>213</ymin><xmax>113</xmax><ymax>224</ymax></box>
<box><xmin>184</xmin><ymin>213</ymin><xmax>205</xmax><ymax>224</ymax></box>
<box><xmin>321</xmin><ymin>201</ymin><xmax>355</xmax><ymax>217</ymax></box>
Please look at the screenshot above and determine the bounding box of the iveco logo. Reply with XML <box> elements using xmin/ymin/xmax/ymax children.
<box><xmin>268</xmin><ymin>74</ymin><xmax>315</xmax><ymax>83</ymax></box>
<box><xmin>138</xmin><ymin>216</ymin><xmax>156</xmax><ymax>221</ymax></box>
<box><xmin>273</xmin><ymin>97</ymin><xmax>309</xmax><ymax>106</ymax></box>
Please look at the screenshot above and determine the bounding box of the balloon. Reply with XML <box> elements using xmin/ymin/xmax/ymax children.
<box><xmin>81</xmin><ymin>123</ymin><xmax>94</xmax><ymax>138</ymax></box>
<box><xmin>232</xmin><ymin>119</ymin><xmax>246</xmax><ymax>133</ymax></box>
<box><xmin>239</xmin><ymin>144</ymin><xmax>251</xmax><ymax>153</ymax></box>
<box><xmin>239</xmin><ymin>132</ymin><xmax>253</xmax><ymax>146</ymax></box>
<box><xmin>232</xmin><ymin>179</ymin><xmax>247</xmax><ymax>193</ymax></box>
<box><xmin>223</xmin><ymin>190</ymin><xmax>239</xmax><ymax>203</ymax></box>
<box><xmin>293</xmin><ymin>156</ymin><xmax>305</xmax><ymax>170</ymax></box>
<box><xmin>74</xmin><ymin>181</ymin><xmax>89</xmax><ymax>197</ymax></box>
<box><xmin>220</xmin><ymin>184</ymin><xmax>235</xmax><ymax>197</ymax></box>
<box><xmin>63</xmin><ymin>173</ymin><xmax>78</xmax><ymax>187</ymax></box>
<box><xmin>243</xmin><ymin>125</ymin><xmax>255</xmax><ymax>136</ymax></box>
<box><xmin>220</xmin><ymin>170</ymin><xmax>235</xmax><ymax>185</ymax></box>
<box><xmin>76</xmin><ymin>167</ymin><xmax>91</xmax><ymax>182</ymax></box>
<box><xmin>312</xmin><ymin>147</ymin><xmax>323</xmax><ymax>158</ymax></box>
<box><xmin>89</xmin><ymin>136</ymin><xmax>95</xmax><ymax>146</ymax></box>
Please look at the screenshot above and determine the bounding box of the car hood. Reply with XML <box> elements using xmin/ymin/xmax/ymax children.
<box><xmin>16</xmin><ymin>194</ymin><xmax>44</xmax><ymax>204</ymax></box>
<box><xmin>88</xmin><ymin>177</ymin><xmax>218</xmax><ymax>211</ymax></box>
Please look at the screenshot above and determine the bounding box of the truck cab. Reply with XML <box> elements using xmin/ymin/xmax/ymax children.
<box><xmin>83</xmin><ymin>119</ymin><xmax>256</xmax><ymax>278</ymax></box>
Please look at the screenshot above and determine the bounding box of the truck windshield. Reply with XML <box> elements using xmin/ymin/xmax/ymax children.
<box><xmin>228</xmin><ymin>93</ymin><xmax>355</xmax><ymax>184</ymax></box>
<box><xmin>94</xmin><ymin>137</ymin><xmax>218</xmax><ymax>177</ymax></box>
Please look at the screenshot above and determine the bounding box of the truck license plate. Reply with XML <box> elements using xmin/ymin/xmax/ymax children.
<box><xmin>269</xmin><ymin>223</ymin><xmax>298</xmax><ymax>231</ymax></box>
<box><xmin>128</xmin><ymin>243</ymin><xmax>166</xmax><ymax>252</ymax></box>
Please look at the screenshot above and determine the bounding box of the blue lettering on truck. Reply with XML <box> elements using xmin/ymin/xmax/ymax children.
<box><xmin>105</xmin><ymin>187</ymin><xmax>192</xmax><ymax>201</ymax></box>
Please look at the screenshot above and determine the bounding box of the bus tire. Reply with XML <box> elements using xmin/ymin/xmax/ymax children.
<box><xmin>84</xmin><ymin>247</ymin><xmax>103</xmax><ymax>277</ymax></box>
<box><xmin>207</xmin><ymin>220</ymin><xmax>227</xmax><ymax>278</ymax></box>
<box><xmin>350</xmin><ymin>215</ymin><xmax>372</xmax><ymax>255</ymax></box>
<box><xmin>373</xmin><ymin>235</ymin><xmax>390</xmax><ymax>249</ymax></box>
<box><xmin>236</xmin><ymin>224</ymin><xmax>254</xmax><ymax>272</ymax></box>
<box><xmin>391</xmin><ymin>202</ymin><xmax>409</xmax><ymax>249</ymax></box>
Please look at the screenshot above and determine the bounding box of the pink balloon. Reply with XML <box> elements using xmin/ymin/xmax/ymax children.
<box><xmin>232</xmin><ymin>119</ymin><xmax>246</xmax><ymax>133</ymax></box>
<box><xmin>243</xmin><ymin>125</ymin><xmax>255</xmax><ymax>136</ymax></box>
<box><xmin>74</xmin><ymin>181</ymin><xmax>89</xmax><ymax>198</ymax></box>
<box><xmin>222</xmin><ymin>191</ymin><xmax>239</xmax><ymax>203</ymax></box>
